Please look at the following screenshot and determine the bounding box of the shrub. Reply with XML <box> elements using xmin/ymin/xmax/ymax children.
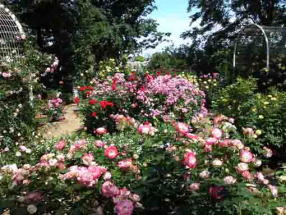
<box><xmin>77</xmin><ymin>73</ymin><xmax>206</xmax><ymax>134</ymax></box>
<box><xmin>213</xmin><ymin>78</ymin><xmax>286</xmax><ymax>156</ymax></box>
<box><xmin>0</xmin><ymin>114</ymin><xmax>285</xmax><ymax>214</ymax></box>
<box><xmin>0</xmin><ymin>63</ymin><xmax>37</xmax><ymax>148</ymax></box>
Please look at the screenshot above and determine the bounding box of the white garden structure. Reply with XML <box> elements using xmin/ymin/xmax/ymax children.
<box><xmin>0</xmin><ymin>3</ymin><xmax>25</xmax><ymax>62</ymax></box>
<box><xmin>233</xmin><ymin>24</ymin><xmax>286</xmax><ymax>72</ymax></box>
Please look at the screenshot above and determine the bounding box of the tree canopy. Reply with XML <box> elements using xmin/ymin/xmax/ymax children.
<box><xmin>183</xmin><ymin>0</ymin><xmax>286</xmax><ymax>49</ymax></box>
<box><xmin>1</xmin><ymin>0</ymin><xmax>168</xmax><ymax>90</ymax></box>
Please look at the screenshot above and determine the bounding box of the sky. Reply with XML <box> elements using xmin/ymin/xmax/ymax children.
<box><xmin>143</xmin><ymin>0</ymin><xmax>192</xmax><ymax>56</ymax></box>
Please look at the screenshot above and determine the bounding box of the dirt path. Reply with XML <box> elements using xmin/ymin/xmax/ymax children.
<box><xmin>39</xmin><ymin>104</ymin><xmax>83</xmax><ymax>139</ymax></box>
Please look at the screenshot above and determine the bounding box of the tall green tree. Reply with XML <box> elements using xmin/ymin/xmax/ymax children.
<box><xmin>2</xmin><ymin>0</ymin><xmax>167</xmax><ymax>91</ymax></box>
<box><xmin>183</xmin><ymin>0</ymin><xmax>286</xmax><ymax>48</ymax></box>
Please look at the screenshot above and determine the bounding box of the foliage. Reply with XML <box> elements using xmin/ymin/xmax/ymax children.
<box><xmin>213</xmin><ymin>78</ymin><xmax>286</xmax><ymax>155</ymax></box>
<box><xmin>147</xmin><ymin>47</ymin><xmax>188</xmax><ymax>73</ymax></box>
<box><xmin>2</xmin><ymin>0</ymin><xmax>168</xmax><ymax>93</ymax></box>
<box><xmin>183</xmin><ymin>0</ymin><xmax>286</xmax><ymax>49</ymax></box>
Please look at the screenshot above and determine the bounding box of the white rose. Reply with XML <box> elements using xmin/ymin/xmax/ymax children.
<box><xmin>27</xmin><ymin>204</ymin><xmax>37</xmax><ymax>214</ymax></box>
<box><xmin>212</xmin><ymin>159</ymin><xmax>223</xmax><ymax>167</ymax></box>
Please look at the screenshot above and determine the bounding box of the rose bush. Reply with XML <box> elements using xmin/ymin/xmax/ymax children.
<box><xmin>77</xmin><ymin>73</ymin><xmax>206</xmax><ymax>134</ymax></box>
<box><xmin>1</xmin><ymin>113</ymin><xmax>285</xmax><ymax>214</ymax></box>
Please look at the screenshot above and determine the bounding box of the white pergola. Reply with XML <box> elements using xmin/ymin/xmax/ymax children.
<box><xmin>233</xmin><ymin>23</ymin><xmax>286</xmax><ymax>71</ymax></box>
<box><xmin>0</xmin><ymin>3</ymin><xmax>25</xmax><ymax>62</ymax></box>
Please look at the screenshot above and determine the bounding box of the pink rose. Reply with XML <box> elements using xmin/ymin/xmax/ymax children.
<box><xmin>55</xmin><ymin>140</ymin><xmax>66</xmax><ymax>150</ymax></box>
<box><xmin>189</xmin><ymin>183</ymin><xmax>200</xmax><ymax>191</ymax></box>
<box><xmin>185</xmin><ymin>133</ymin><xmax>199</xmax><ymax>140</ymax></box>
<box><xmin>137</xmin><ymin>123</ymin><xmax>156</xmax><ymax>135</ymax></box>
<box><xmin>268</xmin><ymin>184</ymin><xmax>278</xmax><ymax>197</ymax></box>
<box><xmin>240</xmin><ymin>150</ymin><xmax>254</xmax><ymax>163</ymax></box>
<box><xmin>24</xmin><ymin>191</ymin><xmax>43</xmax><ymax>203</ymax></box>
<box><xmin>223</xmin><ymin>176</ymin><xmax>236</xmax><ymax>185</ymax></box>
<box><xmin>183</xmin><ymin>152</ymin><xmax>197</xmax><ymax>169</ymax></box>
<box><xmin>241</xmin><ymin>171</ymin><xmax>253</xmax><ymax>180</ymax></box>
<box><xmin>104</xmin><ymin>146</ymin><xmax>119</xmax><ymax>159</ymax></box>
<box><xmin>94</xmin><ymin>140</ymin><xmax>106</xmax><ymax>148</ymax></box>
<box><xmin>174</xmin><ymin>122</ymin><xmax>189</xmax><ymax>135</ymax></box>
<box><xmin>117</xmin><ymin>159</ymin><xmax>133</xmax><ymax>170</ymax></box>
<box><xmin>82</xmin><ymin>153</ymin><xmax>94</xmax><ymax>165</ymax></box>
<box><xmin>114</xmin><ymin>200</ymin><xmax>134</xmax><ymax>215</ymax></box>
<box><xmin>94</xmin><ymin>127</ymin><xmax>108</xmax><ymax>135</ymax></box>
<box><xmin>103</xmin><ymin>172</ymin><xmax>112</xmax><ymax>180</ymax></box>
<box><xmin>211</xmin><ymin>128</ymin><xmax>222</xmax><ymax>139</ymax></box>
<box><xmin>101</xmin><ymin>181</ymin><xmax>120</xmax><ymax>198</ymax></box>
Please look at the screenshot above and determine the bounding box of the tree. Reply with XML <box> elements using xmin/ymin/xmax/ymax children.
<box><xmin>2</xmin><ymin>0</ymin><xmax>168</xmax><ymax>91</ymax></box>
<box><xmin>182</xmin><ymin>0</ymin><xmax>286</xmax><ymax>49</ymax></box>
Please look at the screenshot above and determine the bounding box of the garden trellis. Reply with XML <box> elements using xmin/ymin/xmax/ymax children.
<box><xmin>233</xmin><ymin>24</ymin><xmax>286</xmax><ymax>72</ymax></box>
<box><xmin>0</xmin><ymin>3</ymin><xmax>25</xmax><ymax>62</ymax></box>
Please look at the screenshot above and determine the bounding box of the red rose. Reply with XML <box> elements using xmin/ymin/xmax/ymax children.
<box><xmin>85</xmin><ymin>91</ymin><xmax>92</xmax><ymax>96</ymax></box>
<box><xmin>112</xmin><ymin>78</ymin><xmax>118</xmax><ymax>90</ymax></box>
<box><xmin>100</xmin><ymin>101</ymin><xmax>114</xmax><ymax>109</ymax></box>
<box><xmin>91</xmin><ymin>112</ymin><xmax>97</xmax><ymax>117</ymax></box>
<box><xmin>74</xmin><ymin>97</ymin><xmax>80</xmax><ymax>105</ymax></box>
<box><xmin>79</xmin><ymin>86</ymin><xmax>87</xmax><ymax>91</ymax></box>
<box><xmin>89</xmin><ymin>99</ymin><xmax>97</xmax><ymax>105</ymax></box>
<box><xmin>209</xmin><ymin>186</ymin><xmax>227</xmax><ymax>200</ymax></box>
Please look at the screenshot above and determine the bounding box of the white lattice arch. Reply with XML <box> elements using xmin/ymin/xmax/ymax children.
<box><xmin>0</xmin><ymin>4</ymin><xmax>25</xmax><ymax>62</ymax></box>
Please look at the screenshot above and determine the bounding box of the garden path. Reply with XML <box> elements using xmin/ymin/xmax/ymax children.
<box><xmin>39</xmin><ymin>104</ymin><xmax>83</xmax><ymax>139</ymax></box>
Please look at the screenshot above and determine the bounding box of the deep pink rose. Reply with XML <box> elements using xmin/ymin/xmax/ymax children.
<box><xmin>104</xmin><ymin>146</ymin><xmax>119</xmax><ymax>159</ymax></box>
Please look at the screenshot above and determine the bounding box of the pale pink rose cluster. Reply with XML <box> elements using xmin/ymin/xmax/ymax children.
<box><xmin>110</xmin><ymin>114</ymin><xmax>137</xmax><ymax>130</ymax></box>
<box><xmin>183</xmin><ymin>151</ymin><xmax>197</xmax><ymax>169</ymax></box>
<box><xmin>1</xmin><ymin>72</ymin><xmax>12</xmax><ymax>78</ymax></box>
<box><xmin>137</xmin><ymin>122</ymin><xmax>157</xmax><ymax>135</ymax></box>
<box><xmin>48</xmin><ymin>97</ymin><xmax>63</xmax><ymax>109</ymax></box>
<box><xmin>41</xmin><ymin>57</ymin><xmax>59</xmax><ymax>77</ymax></box>
<box><xmin>68</xmin><ymin>140</ymin><xmax>87</xmax><ymax>154</ymax></box>
<box><xmin>61</xmin><ymin>165</ymin><xmax>107</xmax><ymax>187</ymax></box>
<box><xmin>37</xmin><ymin>153</ymin><xmax>66</xmax><ymax>170</ymax></box>
<box><xmin>136</xmin><ymin>75</ymin><xmax>206</xmax><ymax>118</ymax></box>
<box><xmin>101</xmin><ymin>181</ymin><xmax>141</xmax><ymax>215</ymax></box>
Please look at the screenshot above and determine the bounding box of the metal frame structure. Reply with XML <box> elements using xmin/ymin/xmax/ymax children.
<box><xmin>233</xmin><ymin>23</ymin><xmax>286</xmax><ymax>71</ymax></box>
<box><xmin>0</xmin><ymin>4</ymin><xmax>25</xmax><ymax>62</ymax></box>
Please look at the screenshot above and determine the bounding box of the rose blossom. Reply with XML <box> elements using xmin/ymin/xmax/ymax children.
<box><xmin>104</xmin><ymin>146</ymin><xmax>119</xmax><ymax>159</ymax></box>
<box><xmin>189</xmin><ymin>183</ymin><xmax>200</xmax><ymax>191</ymax></box>
<box><xmin>209</xmin><ymin>186</ymin><xmax>226</xmax><ymax>200</ymax></box>
<box><xmin>101</xmin><ymin>181</ymin><xmax>120</xmax><ymax>198</ymax></box>
<box><xmin>117</xmin><ymin>159</ymin><xmax>133</xmax><ymax>170</ymax></box>
<box><xmin>82</xmin><ymin>153</ymin><xmax>94</xmax><ymax>165</ymax></box>
<box><xmin>241</xmin><ymin>171</ymin><xmax>253</xmax><ymax>180</ymax></box>
<box><xmin>24</xmin><ymin>192</ymin><xmax>43</xmax><ymax>203</ymax></box>
<box><xmin>137</xmin><ymin>123</ymin><xmax>156</xmax><ymax>135</ymax></box>
<box><xmin>268</xmin><ymin>184</ymin><xmax>278</xmax><ymax>197</ymax></box>
<box><xmin>263</xmin><ymin>147</ymin><xmax>273</xmax><ymax>158</ymax></box>
<box><xmin>103</xmin><ymin>171</ymin><xmax>112</xmax><ymax>180</ymax></box>
<box><xmin>223</xmin><ymin>176</ymin><xmax>237</xmax><ymax>185</ymax></box>
<box><xmin>240</xmin><ymin>150</ymin><xmax>254</xmax><ymax>163</ymax></box>
<box><xmin>199</xmin><ymin>170</ymin><xmax>210</xmax><ymax>179</ymax></box>
<box><xmin>183</xmin><ymin>152</ymin><xmax>197</xmax><ymax>169</ymax></box>
<box><xmin>232</xmin><ymin>139</ymin><xmax>244</xmax><ymax>150</ymax></box>
<box><xmin>236</xmin><ymin>162</ymin><xmax>249</xmax><ymax>172</ymax></box>
<box><xmin>94</xmin><ymin>127</ymin><xmax>108</xmax><ymax>135</ymax></box>
<box><xmin>174</xmin><ymin>122</ymin><xmax>189</xmax><ymax>135</ymax></box>
<box><xmin>94</xmin><ymin>140</ymin><xmax>106</xmax><ymax>148</ymax></box>
<box><xmin>114</xmin><ymin>199</ymin><xmax>134</xmax><ymax>215</ymax></box>
<box><xmin>55</xmin><ymin>140</ymin><xmax>66</xmax><ymax>150</ymax></box>
<box><xmin>212</xmin><ymin>159</ymin><xmax>223</xmax><ymax>167</ymax></box>
<box><xmin>211</xmin><ymin>128</ymin><xmax>222</xmax><ymax>139</ymax></box>
<box><xmin>27</xmin><ymin>204</ymin><xmax>37</xmax><ymax>214</ymax></box>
